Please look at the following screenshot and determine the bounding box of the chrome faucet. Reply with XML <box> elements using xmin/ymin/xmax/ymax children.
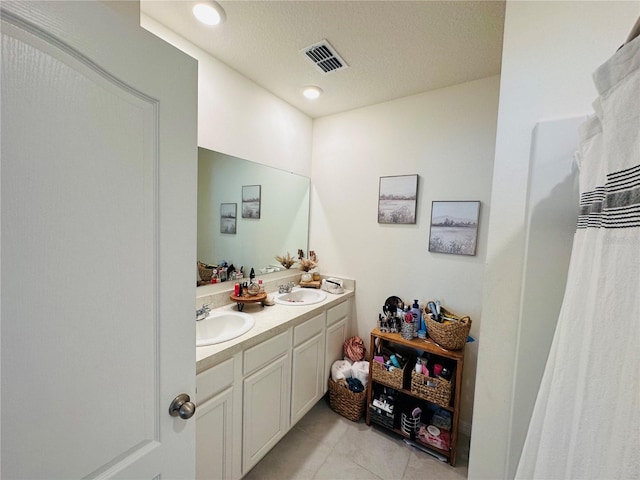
<box><xmin>196</xmin><ymin>303</ymin><xmax>211</xmax><ymax>321</ymax></box>
<box><xmin>278</xmin><ymin>282</ymin><xmax>295</xmax><ymax>294</ymax></box>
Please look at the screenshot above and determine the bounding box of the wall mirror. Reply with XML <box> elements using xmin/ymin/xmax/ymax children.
<box><xmin>197</xmin><ymin>147</ymin><xmax>310</xmax><ymax>282</ymax></box>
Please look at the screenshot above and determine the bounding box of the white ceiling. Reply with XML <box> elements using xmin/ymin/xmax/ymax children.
<box><xmin>140</xmin><ymin>0</ymin><xmax>505</xmax><ymax>118</ymax></box>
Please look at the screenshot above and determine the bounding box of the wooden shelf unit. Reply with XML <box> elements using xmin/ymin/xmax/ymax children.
<box><xmin>366</xmin><ymin>328</ymin><xmax>465</xmax><ymax>466</ymax></box>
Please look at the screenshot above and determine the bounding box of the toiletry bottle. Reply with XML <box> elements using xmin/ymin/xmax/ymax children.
<box><xmin>248</xmin><ymin>282</ymin><xmax>260</xmax><ymax>296</ymax></box>
<box><xmin>411</xmin><ymin>299</ymin><xmax>423</xmax><ymax>335</ymax></box>
<box><xmin>258</xmin><ymin>279</ymin><xmax>264</xmax><ymax>294</ymax></box>
<box><xmin>411</xmin><ymin>300</ymin><xmax>420</xmax><ymax>337</ymax></box>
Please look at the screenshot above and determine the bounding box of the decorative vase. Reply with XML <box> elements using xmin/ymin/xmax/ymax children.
<box><xmin>301</xmin><ymin>272</ymin><xmax>312</xmax><ymax>282</ymax></box>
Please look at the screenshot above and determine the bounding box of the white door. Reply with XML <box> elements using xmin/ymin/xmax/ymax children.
<box><xmin>1</xmin><ymin>1</ymin><xmax>197</xmax><ymax>478</ymax></box>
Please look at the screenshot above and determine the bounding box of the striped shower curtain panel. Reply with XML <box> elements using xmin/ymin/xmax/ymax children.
<box><xmin>516</xmin><ymin>34</ymin><xmax>639</xmax><ymax>480</ymax></box>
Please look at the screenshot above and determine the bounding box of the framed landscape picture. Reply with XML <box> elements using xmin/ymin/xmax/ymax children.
<box><xmin>242</xmin><ymin>185</ymin><xmax>261</xmax><ymax>219</ymax></box>
<box><xmin>378</xmin><ymin>174</ymin><xmax>418</xmax><ymax>224</ymax></box>
<box><xmin>429</xmin><ymin>201</ymin><xmax>480</xmax><ymax>256</ymax></box>
<box><xmin>220</xmin><ymin>203</ymin><xmax>237</xmax><ymax>234</ymax></box>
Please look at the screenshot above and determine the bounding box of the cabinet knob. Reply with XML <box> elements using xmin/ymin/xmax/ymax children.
<box><xmin>169</xmin><ymin>393</ymin><xmax>196</xmax><ymax>419</ymax></box>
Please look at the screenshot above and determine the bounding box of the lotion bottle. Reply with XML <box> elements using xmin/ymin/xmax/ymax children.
<box><xmin>411</xmin><ymin>299</ymin><xmax>422</xmax><ymax>337</ymax></box>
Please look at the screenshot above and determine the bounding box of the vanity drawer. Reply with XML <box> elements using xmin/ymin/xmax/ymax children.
<box><xmin>244</xmin><ymin>329</ymin><xmax>291</xmax><ymax>376</ymax></box>
<box><xmin>327</xmin><ymin>300</ymin><xmax>350</xmax><ymax>327</ymax></box>
<box><xmin>196</xmin><ymin>357</ymin><xmax>234</xmax><ymax>405</ymax></box>
<box><xmin>293</xmin><ymin>313</ymin><xmax>325</xmax><ymax>346</ymax></box>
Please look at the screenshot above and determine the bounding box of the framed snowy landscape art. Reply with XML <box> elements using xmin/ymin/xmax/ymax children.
<box><xmin>429</xmin><ymin>201</ymin><xmax>480</xmax><ymax>255</ymax></box>
<box><xmin>242</xmin><ymin>184</ymin><xmax>261</xmax><ymax>219</ymax></box>
<box><xmin>378</xmin><ymin>174</ymin><xmax>418</xmax><ymax>224</ymax></box>
<box><xmin>220</xmin><ymin>202</ymin><xmax>237</xmax><ymax>234</ymax></box>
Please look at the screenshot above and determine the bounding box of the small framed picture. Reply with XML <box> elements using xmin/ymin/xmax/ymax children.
<box><xmin>429</xmin><ymin>201</ymin><xmax>481</xmax><ymax>256</ymax></box>
<box><xmin>242</xmin><ymin>185</ymin><xmax>261</xmax><ymax>219</ymax></box>
<box><xmin>378</xmin><ymin>174</ymin><xmax>418</xmax><ymax>224</ymax></box>
<box><xmin>220</xmin><ymin>203</ymin><xmax>237</xmax><ymax>234</ymax></box>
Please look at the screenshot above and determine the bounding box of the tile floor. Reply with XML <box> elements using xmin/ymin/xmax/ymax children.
<box><xmin>244</xmin><ymin>397</ymin><xmax>469</xmax><ymax>480</ymax></box>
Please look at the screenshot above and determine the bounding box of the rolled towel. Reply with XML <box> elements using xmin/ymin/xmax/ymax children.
<box><xmin>331</xmin><ymin>359</ymin><xmax>353</xmax><ymax>382</ymax></box>
<box><xmin>351</xmin><ymin>361</ymin><xmax>370</xmax><ymax>388</ymax></box>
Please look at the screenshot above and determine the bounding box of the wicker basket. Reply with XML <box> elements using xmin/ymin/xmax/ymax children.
<box><xmin>371</xmin><ymin>359</ymin><xmax>407</xmax><ymax>390</ymax></box>
<box><xmin>423</xmin><ymin>306</ymin><xmax>471</xmax><ymax>351</ymax></box>
<box><xmin>410</xmin><ymin>370</ymin><xmax>454</xmax><ymax>408</ymax></box>
<box><xmin>369</xmin><ymin>405</ymin><xmax>395</xmax><ymax>429</ymax></box>
<box><xmin>328</xmin><ymin>378</ymin><xmax>367</xmax><ymax>422</ymax></box>
<box><xmin>197</xmin><ymin>261</ymin><xmax>215</xmax><ymax>282</ymax></box>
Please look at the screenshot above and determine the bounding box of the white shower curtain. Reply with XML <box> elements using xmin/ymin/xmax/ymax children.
<box><xmin>516</xmin><ymin>34</ymin><xmax>640</xmax><ymax>479</ymax></box>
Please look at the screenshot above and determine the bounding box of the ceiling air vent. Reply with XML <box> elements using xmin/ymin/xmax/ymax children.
<box><xmin>301</xmin><ymin>40</ymin><xmax>349</xmax><ymax>74</ymax></box>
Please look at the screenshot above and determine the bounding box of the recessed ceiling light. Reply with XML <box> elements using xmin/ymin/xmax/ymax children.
<box><xmin>302</xmin><ymin>86</ymin><xmax>323</xmax><ymax>100</ymax></box>
<box><xmin>193</xmin><ymin>2</ymin><xmax>226</xmax><ymax>26</ymax></box>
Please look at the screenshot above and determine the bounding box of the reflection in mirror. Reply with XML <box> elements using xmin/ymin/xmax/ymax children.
<box><xmin>197</xmin><ymin>148</ymin><xmax>310</xmax><ymax>280</ymax></box>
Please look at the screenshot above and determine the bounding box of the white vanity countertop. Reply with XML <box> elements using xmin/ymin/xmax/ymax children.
<box><xmin>196</xmin><ymin>288</ymin><xmax>354</xmax><ymax>374</ymax></box>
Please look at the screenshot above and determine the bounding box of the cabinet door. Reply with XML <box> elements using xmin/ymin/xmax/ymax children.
<box><xmin>243</xmin><ymin>354</ymin><xmax>291</xmax><ymax>473</ymax></box>
<box><xmin>324</xmin><ymin>318</ymin><xmax>348</xmax><ymax>394</ymax></box>
<box><xmin>291</xmin><ymin>331</ymin><xmax>325</xmax><ymax>425</ymax></box>
<box><xmin>196</xmin><ymin>387</ymin><xmax>234</xmax><ymax>480</ymax></box>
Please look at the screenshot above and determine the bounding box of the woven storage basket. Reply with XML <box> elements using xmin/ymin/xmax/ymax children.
<box><xmin>328</xmin><ymin>378</ymin><xmax>367</xmax><ymax>422</ymax></box>
<box><xmin>368</xmin><ymin>405</ymin><xmax>395</xmax><ymax>429</ymax></box>
<box><xmin>197</xmin><ymin>261</ymin><xmax>215</xmax><ymax>282</ymax></box>
<box><xmin>410</xmin><ymin>370</ymin><xmax>454</xmax><ymax>408</ymax></box>
<box><xmin>423</xmin><ymin>306</ymin><xmax>471</xmax><ymax>351</ymax></box>
<box><xmin>371</xmin><ymin>360</ymin><xmax>407</xmax><ymax>390</ymax></box>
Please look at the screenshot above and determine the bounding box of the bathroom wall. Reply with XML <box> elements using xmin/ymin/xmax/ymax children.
<box><xmin>310</xmin><ymin>76</ymin><xmax>501</xmax><ymax>433</ymax></box>
<box><xmin>469</xmin><ymin>2</ymin><xmax>640</xmax><ymax>479</ymax></box>
<box><xmin>140</xmin><ymin>15</ymin><xmax>313</xmax><ymax>177</ymax></box>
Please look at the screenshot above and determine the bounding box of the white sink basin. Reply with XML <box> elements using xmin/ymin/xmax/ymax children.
<box><xmin>196</xmin><ymin>311</ymin><xmax>255</xmax><ymax>346</ymax></box>
<box><xmin>274</xmin><ymin>288</ymin><xmax>327</xmax><ymax>306</ymax></box>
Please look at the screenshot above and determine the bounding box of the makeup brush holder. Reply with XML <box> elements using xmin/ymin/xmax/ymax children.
<box><xmin>401</xmin><ymin>320</ymin><xmax>415</xmax><ymax>340</ymax></box>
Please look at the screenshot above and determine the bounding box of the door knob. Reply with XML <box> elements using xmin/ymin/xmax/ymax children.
<box><xmin>169</xmin><ymin>393</ymin><xmax>196</xmax><ymax>419</ymax></box>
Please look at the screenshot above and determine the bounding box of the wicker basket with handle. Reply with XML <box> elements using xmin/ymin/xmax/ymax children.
<box><xmin>410</xmin><ymin>370</ymin><xmax>454</xmax><ymax>408</ymax></box>
<box><xmin>328</xmin><ymin>378</ymin><xmax>367</xmax><ymax>422</ymax></box>
<box><xmin>371</xmin><ymin>359</ymin><xmax>407</xmax><ymax>390</ymax></box>
<box><xmin>423</xmin><ymin>306</ymin><xmax>471</xmax><ymax>351</ymax></box>
<box><xmin>197</xmin><ymin>261</ymin><xmax>215</xmax><ymax>282</ymax></box>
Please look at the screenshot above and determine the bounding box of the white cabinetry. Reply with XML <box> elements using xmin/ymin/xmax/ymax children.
<box><xmin>242</xmin><ymin>330</ymin><xmax>292</xmax><ymax>473</ymax></box>
<box><xmin>291</xmin><ymin>313</ymin><xmax>326</xmax><ymax>426</ymax></box>
<box><xmin>195</xmin><ymin>294</ymin><xmax>354</xmax><ymax>479</ymax></box>
<box><xmin>324</xmin><ymin>299</ymin><xmax>351</xmax><ymax>393</ymax></box>
<box><xmin>196</xmin><ymin>355</ymin><xmax>241</xmax><ymax>480</ymax></box>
